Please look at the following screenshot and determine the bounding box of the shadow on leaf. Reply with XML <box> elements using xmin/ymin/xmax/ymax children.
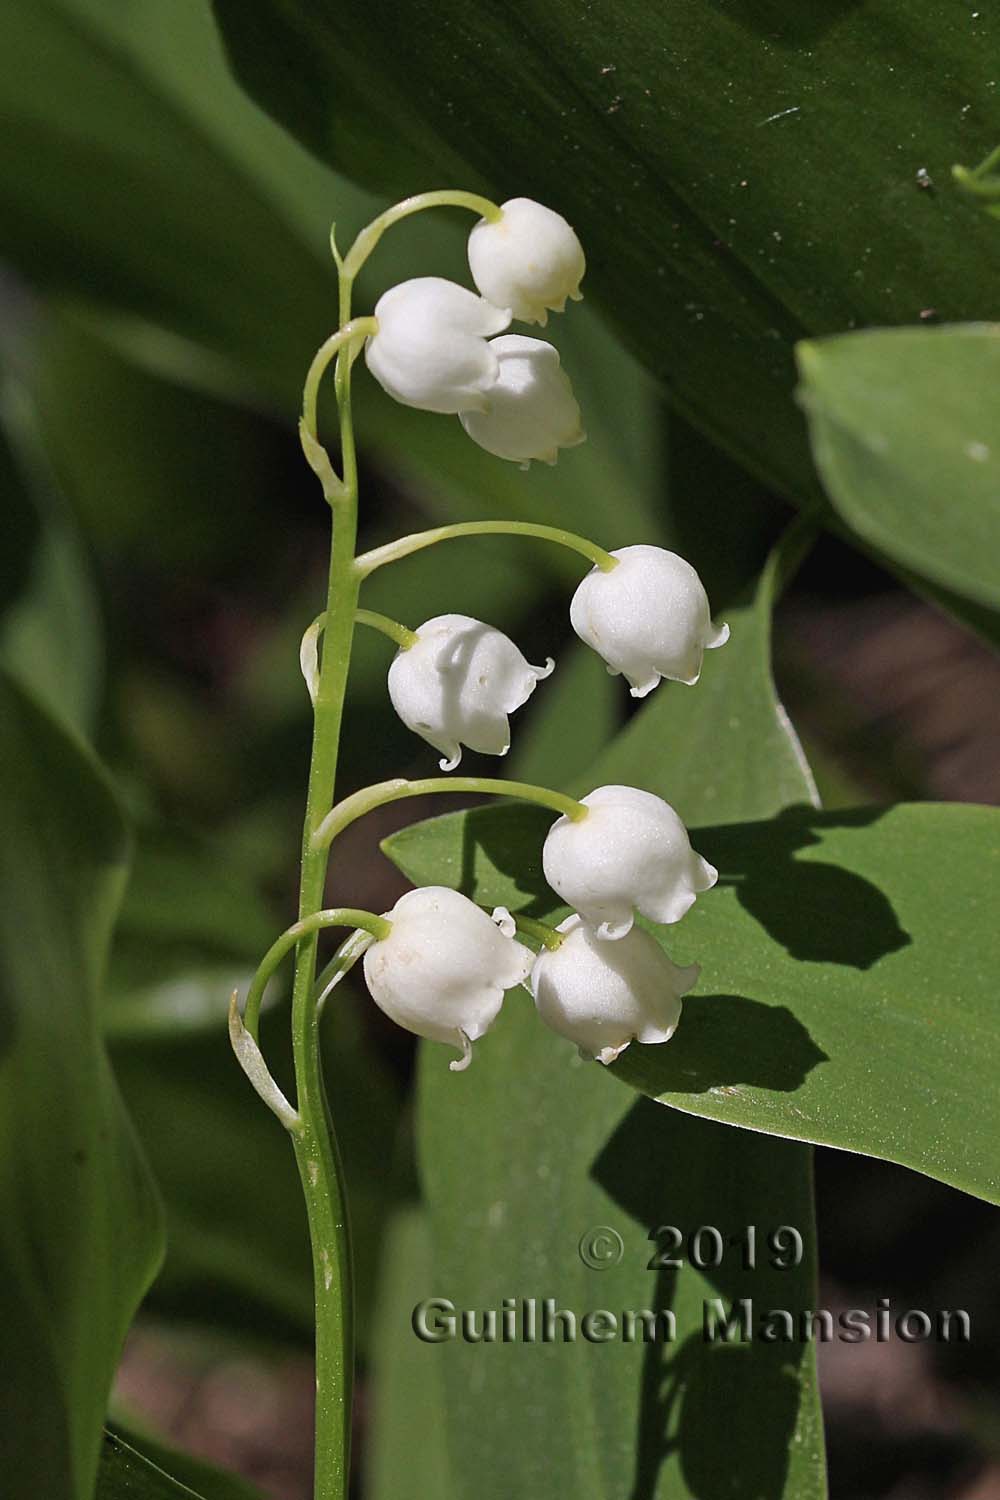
<box><xmin>592</xmin><ymin>1099</ymin><xmax>812</xmax><ymax>1500</ymax></box>
<box><xmin>613</xmin><ymin>993</ymin><xmax>828</xmax><ymax>1098</ymax></box>
<box><xmin>698</xmin><ymin>805</ymin><xmax>911</xmax><ymax>970</ymax></box>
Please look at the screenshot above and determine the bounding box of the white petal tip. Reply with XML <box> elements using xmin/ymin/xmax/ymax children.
<box><xmin>627</xmin><ymin>676</ymin><xmax>660</xmax><ymax>699</ymax></box>
<box><xmin>597</xmin><ymin>1041</ymin><xmax>631</xmax><ymax>1065</ymax></box>
<box><xmin>449</xmin><ymin>1031</ymin><xmax>473</xmax><ymax>1072</ymax></box>
<box><xmin>533</xmin><ymin>656</ymin><xmax>556</xmax><ymax>680</ymax></box>
<box><xmin>596</xmin><ymin>916</ymin><xmax>634</xmax><ymax>941</ymax></box>
<box><xmin>438</xmin><ymin>748</ymin><xmax>463</xmax><ymax>772</ymax></box>
<box><xmin>707</xmin><ymin>622</ymin><xmax>730</xmax><ymax>649</ymax></box>
<box><xmin>491</xmin><ymin>905</ymin><xmax>517</xmax><ymax>938</ymax></box>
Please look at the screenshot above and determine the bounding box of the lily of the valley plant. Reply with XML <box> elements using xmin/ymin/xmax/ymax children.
<box><xmin>230</xmin><ymin>189</ymin><xmax>728</xmax><ymax>1500</ymax></box>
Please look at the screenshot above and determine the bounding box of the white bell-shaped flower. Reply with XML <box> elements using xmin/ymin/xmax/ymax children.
<box><xmin>570</xmin><ymin>545</ymin><xmax>729</xmax><ymax>697</ymax></box>
<box><xmin>531</xmin><ymin>914</ymin><xmax>698</xmax><ymax>1064</ymax></box>
<box><xmin>387</xmin><ymin>613</ymin><xmax>553</xmax><ymax>771</ymax></box>
<box><xmin>459</xmin><ymin>335</ymin><xmax>585</xmax><ymax>466</ymax></box>
<box><xmin>542</xmin><ymin>784</ymin><xmax>718</xmax><ymax>939</ymax></box>
<box><xmin>363</xmin><ymin>887</ymin><xmax>532</xmax><ymax>1070</ymax></box>
<box><xmin>468</xmin><ymin>198</ymin><xmax>585</xmax><ymax>325</ymax></box>
<box><xmin>364</xmin><ymin>277</ymin><xmax>511</xmax><ymax>414</ymax></box>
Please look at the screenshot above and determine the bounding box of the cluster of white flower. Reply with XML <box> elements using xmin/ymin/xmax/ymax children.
<box><xmin>336</xmin><ymin>196</ymin><xmax>726</xmax><ymax>1070</ymax></box>
<box><xmin>363</xmin><ymin>778</ymin><xmax>714</xmax><ymax>1069</ymax></box>
<box><xmin>384</xmin><ymin>553</ymin><xmax>728</xmax><ymax>770</ymax></box>
<box><xmin>364</xmin><ymin>198</ymin><xmax>585</xmax><ymax>464</ymax></box>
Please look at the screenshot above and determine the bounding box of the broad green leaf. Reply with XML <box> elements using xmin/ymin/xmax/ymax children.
<box><xmin>212</xmin><ymin>0</ymin><xmax>1000</xmax><ymax>503</ymax></box>
<box><xmin>798</xmin><ymin>324</ymin><xmax>1000</xmax><ymax>611</ymax></box>
<box><xmin>0</xmin><ymin>674</ymin><xmax>164</xmax><ymax>1498</ymax></box>
<box><xmin>98</xmin><ymin>1429</ymin><xmax>262</xmax><ymax>1500</ymax></box>
<box><xmin>387</xmin><ymin>528</ymin><xmax>827</xmax><ymax>1498</ymax></box>
<box><xmin>366</xmin><ymin>1208</ymin><xmax>455</xmax><ymax>1500</ymax></box>
<box><xmin>395</xmin><ymin>796</ymin><xmax>1000</xmax><ymax>1205</ymax></box>
<box><xmin>615</xmin><ymin>801</ymin><xmax>1000</xmax><ymax>1203</ymax></box>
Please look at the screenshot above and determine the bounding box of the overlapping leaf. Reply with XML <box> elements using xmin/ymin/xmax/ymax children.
<box><xmin>212</xmin><ymin>0</ymin><xmax>1000</xmax><ymax>506</ymax></box>
<box><xmin>0</xmin><ymin>675</ymin><xmax>164</xmax><ymax>1498</ymax></box>
<box><xmin>798</xmin><ymin>324</ymin><xmax>1000</xmax><ymax>611</ymax></box>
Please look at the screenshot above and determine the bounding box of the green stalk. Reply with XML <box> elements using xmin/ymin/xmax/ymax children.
<box><xmin>290</xmin><ymin>267</ymin><xmax>363</xmax><ymax>1500</ymax></box>
<box><xmin>354</xmin><ymin>519</ymin><xmax>619</xmax><ymax>577</ymax></box>
<box><xmin>340</xmin><ymin>189</ymin><xmax>501</xmax><ymax>280</ymax></box>
<box><xmin>355</xmin><ymin>607</ymin><xmax>419</xmax><ymax>649</ymax></box>
<box><xmin>311</xmin><ymin>775</ymin><xmax>588</xmax><ymax>853</ymax></box>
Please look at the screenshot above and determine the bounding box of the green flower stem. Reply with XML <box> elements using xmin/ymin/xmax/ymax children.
<box><xmin>340</xmin><ymin>189</ymin><xmax>502</xmax><ymax>281</ymax></box>
<box><xmin>354</xmin><ymin>520</ymin><xmax>619</xmax><ymax>578</ymax></box>
<box><xmin>290</xmin><ymin>268</ymin><xmax>367</xmax><ymax>1500</ymax></box>
<box><xmin>243</xmin><ymin>908</ymin><xmax>390</xmax><ymax>1042</ymax></box>
<box><xmin>314</xmin><ymin>928</ymin><xmax>376</xmax><ymax>1020</ymax></box>
<box><xmin>507</xmin><ymin>911</ymin><xmax>565</xmax><ymax>950</ymax></box>
<box><xmin>311</xmin><ymin>775</ymin><xmax>588</xmax><ymax>854</ymax></box>
<box><xmin>355</xmin><ymin>608</ymin><xmax>419</xmax><ymax>649</ymax></box>
<box><xmin>301</xmin><ymin>317</ymin><xmax>379</xmax><ymax>454</ymax></box>
<box><xmin>953</xmin><ymin>144</ymin><xmax>1000</xmax><ymax>197</ymax></box>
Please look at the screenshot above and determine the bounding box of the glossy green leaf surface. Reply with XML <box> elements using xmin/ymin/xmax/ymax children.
<box><xmin>212</xmin><ymin>0</ymin><xmax>1000</xmax><ymax>502</ymax></box>
<box><xmin>798</xmin><ymin>324</ymin><xmax>1000</xmax><ymax>610</ymax></box>
<box><xmin>394</xmin><ymin>795</ymin><xmax>1000</xmax><ymax>1203</ymax></box>
<box><xmin>386</xmin><ymin>529</ymin><xmax>827</xmax><ymax>1499</ymax></box>
<box><xmin>98</xmin><ymin>1429</ymin><xmax>262</xmax><ymax>1500</ymax></box>
<box><xmin>366</xmin><ymin>1208</ymin><xmax>455</xmax><ymax>1500</ymax></box>
<box><xmin>0</xmin><ymin>675</ymin><xmax>164</xmax><ymax>1498</ymax></box>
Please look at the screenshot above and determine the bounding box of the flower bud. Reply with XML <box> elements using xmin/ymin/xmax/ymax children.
<box><xmin>364</xmin><ymin>277</ymin><xmax>511</xmax><ymax>414</ymax></box>
<box><xmin>542</xmin><ymin>784</ymin><xmax>717</xmax><ymax>939</ymax></box>
<box><xmin>570</xmin><ymin>545</ymin><xmax>729</xmax><ymax>697</ymax></box>
<box><xmin>363</xmin><ymin>887</ymin><xmax>532</xmax><ymax>1070</ymax></box>
<box><xmin>459</xmin><ymin>335</ymin><xmax>585</xmax><ymax>466</ymax></box>
<box><xmin>387</xmin><ymin>613</ymin><xmax>553</xmax><ymax>770</ymax></box>
<box><xmin>531</xmin><ymin>914</ymin><xmax>698</xmax><ymax>1064</ymax></box>
<box><xmin>468</xmin><ymin>198</ymin><xmax>585</xmax><ymax>325</ymax></box>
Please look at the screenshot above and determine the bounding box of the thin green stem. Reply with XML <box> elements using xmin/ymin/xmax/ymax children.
<box><xmin>953</xmin><ymin>143</ymin><xmax>1000</xmax><ymax>196</ymax></box>
<box><xmin>288</xmin><ymin>268</ymin><xmax>366</xmax><ymax>1500</ymax></box>
<box><xmin>340</xmin><ymin>189</ymin><xmax>502</xmax><ymax>281</ymax></box>
<box><xmin>301</xmin><ymin>317</ymin><xmax>378</xmax><ymax>450</ymax></box>
<box><xmin>354</xmin><ymin>520</ymin><xmax>619</xmax><ymax>579</ymax></box>
<box><xmin>507</xmin><ymin>911</ymin><xmax>565</xmax><ymax>950</ymax></box>
<box><xmin>243</xmin><ymin>908</ymin><xmax>390</xmax><ymax>1042</ymax></box>
<box><xmin>314</xmin><ymin>928</ymin><xmax>376</xmax><ymax>1020</ymax></box>
<box><xmin>311</xmin><ymin>775</ymin><xmax>587</xmax><ymax>854</ymax></box>
<box><xmin>355</xmin><ymin>608</ymin><xmax>419</xmax><ymax>650</ymax></box>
